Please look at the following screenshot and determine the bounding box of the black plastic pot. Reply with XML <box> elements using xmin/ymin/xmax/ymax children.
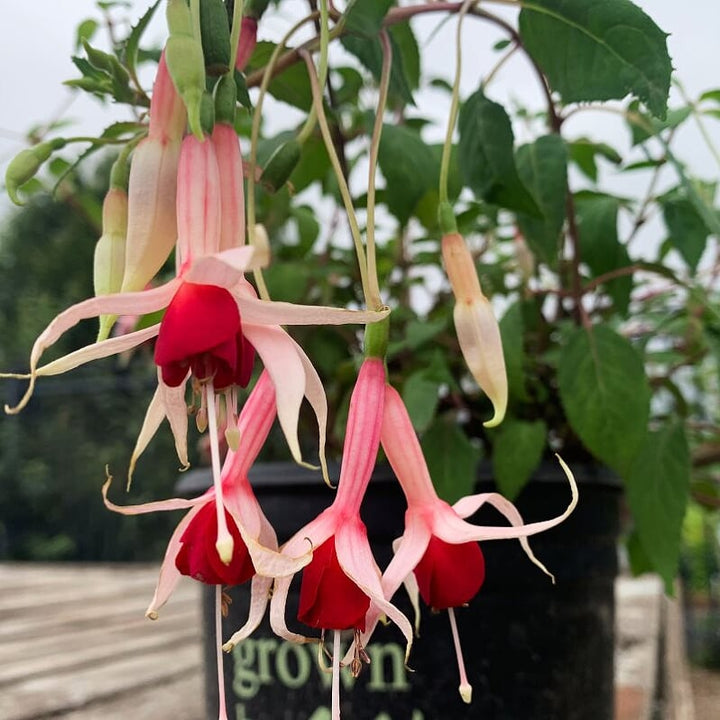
<box><xmin>177</xmin><ymin>461</ymin><xmax>621</xmax><ymax>720</ymax></box>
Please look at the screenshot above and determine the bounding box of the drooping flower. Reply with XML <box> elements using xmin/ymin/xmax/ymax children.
<box><xmin>3</xmin><ymin>133</ymin><xmax>388</xmax><ymax>480</ymax></box>
<box><xmin>441</xmin><ymin>232</ymin><xmax>507</xmax><ymax>427</ymax></box>
<box><xmin>102</xmin><ymin>371</ymin><xmax>307</xmax><ymax>617</ymax></box>
<box><xmin>258</xmin><ymin>358</ymin><xmax>413</xmax><ymax>720</ymax></box>
<box><xmin>367</xmin><ymin>384</ymin><xmax>578</xmax><ymax>703</ymax></box>
<box><xmin>104</xmin><ymin>371</ymin><xmax>308</xmax><ymax>720</ymax></box>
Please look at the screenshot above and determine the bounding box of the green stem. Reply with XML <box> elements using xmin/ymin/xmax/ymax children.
<box><xmin>228</xmin><ymin>0</ymin><xmax>245</xmax><ymax>71</ymax></box>
<box><xmin>365</xmin><ymin>31</ymin><xmax>392</xmax><ymax>311</ymax></box>
<box><xmin>297</xmin><ymin>0</ymin><xmax>330</xmax><ymax>145</ymax></box>
<box><xmin>300</xmin><ymin>48</ymin><xmax>371</xmax><ymax>308</ymax></box>
<box><xmin>439</xmin><ymin>0</ymin><xmax>475</xmax><ymax>207</ymax></box>
<box><xmin>246</xmin><ymin>12</ymin><xmax>320</xmax><ymax>264</ymax></box>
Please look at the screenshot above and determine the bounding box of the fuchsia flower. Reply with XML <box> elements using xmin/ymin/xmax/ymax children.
<box><xmin>3</xmin><ymin>132</ymin><xmax>388</xmax><ymax>481</ymax></box>
<box><xmin>102</xmin><ymin>371</ymin><xmax>308</xmax><ymax>618</ymax></box>
<box><xmin>104</xmin><ymin>371</ymin><xmax>309</xmax><ymax>720</ymax></box>
<box><xmin>368</xmin><ymin>384</ymin><xmax>578</xmax><ymax>703</ymax></box>
<box><xmin>259</xmin><ymin>358</ymin><xmax>413</xmax><ymax>720</ymax></box>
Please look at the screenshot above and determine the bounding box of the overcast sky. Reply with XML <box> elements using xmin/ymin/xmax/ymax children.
<box><xmin>1</xmin><ymin>0</ymin><xmax>718</xmax><ymax>221</ymax></box>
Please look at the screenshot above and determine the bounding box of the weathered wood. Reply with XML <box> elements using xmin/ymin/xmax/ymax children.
<box><xmin>0</xmin><ymin>563</ymin><xmax>204</xmax><ymax>719</ymax></box>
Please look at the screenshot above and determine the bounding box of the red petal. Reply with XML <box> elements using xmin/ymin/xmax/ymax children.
<box><xmin>298</xmin><ymin>536</ymin><xmax>370</xmax><ymax>631</ymax></box>
<box><xmin>175</xmin><ymin>502</ymin><xmax>255</xmax><ymax>586</ymax></box>
<box><xmin>413</xmin><ymin>536</ymin><xmax>485</xmax><ymax>610</ymax></box>
<box><xmin>234</xmin><ymin>330</ymin><xmax>255</xmax><ymax>387</ymax></box>
<box><xmin>155</xmin><ymin>282</ymin><xmax>240</xmax><ymax>368</ymax></box>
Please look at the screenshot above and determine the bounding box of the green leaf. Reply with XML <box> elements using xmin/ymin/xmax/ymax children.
<box><xmin>519</xmin><ymin>0</ymin><xmax>671</xmax><ymax>118</ymax></box>
<box><xmin>389</xmin><ymin>23</ymin><xmax>421</xmax><ymax>91</ymax></box>
<box><xmin>387</xmin><ymin>317</ymin><xmax>447</xmax><ymax>358</ymax></box>
<box><xmin>491</xmin><ymin>419</ymin><xmax>547</xmax><ymax>500</ymax></box>
<box><xmin>378</xmin><ymin>124</ymin><xmax>436</xmax><ymax>224</ymax></box>
<box><xmin>700</xmin><ymin>89</ymin><xmax>720</xmax><ymax>105</ymax></box>
<box><xmin>557</xmin><ymin>325</ymin><xmax>650</xmax><ymax>473</ymax></box>
<box><xmin>344</xmin><ymin>0</ymin><xmax>393</xmax><ymax>37</ymax></box>
<box><xmin>575</xmin><ymin>193</ymin><xmax>632</xmax><ymax>315</ymax></box>
<box><xmin>458</xmin><ymin>90</ymin><xmax>540</xmax><ymax>215</ymax></box>
<box><xmin>247</xmin><ymin>42</ymin><xmax>313</xmax><ymax>111</ymax></box>
<box><xmin>662</xmin><ymin>196</ymin><xmax>710</xmax><ymax>272</ymax></box>
<box><xmin>627</xmin><ymin>102</ymin><xmax>692</xmax><ymax>145</ymax></box>
<box><xmin>625</xmin><ymin>423</ymin><xmax>690</xmax><ymax>592</ymax></box>
<box><xmin>499</xmin><ymin>302</ymin><xmax>528</xmax><ymax>402</ymax></box>
<box><xmin>515</xmin><ymin>134</ymin><xmax>568</xmax><ymax>265</ymax></box>
<box><xmin>402</xmin><ymin>372</ymin><xmax>441</xmax><ymax>433</ymax></box>
<box><xmin>341</xmin><ymin>34</ymin><xmax>415</xmax><ymax>106</ymax></box>
<box><xmin>291</xmin><ymin>134</ymin><xmax>330</xmax><ymax>193</ymax></box>
<box><xmin>626</xmin><ymin>529</ymin><xmax>655</xmax><ymax>577</ymax></box>
<box><xmin>75</xmin><ymin>19</ymin><xmax>99</xmax><ymax>51</ymax></box>
<box><xmin>568</xmin><ymin>138</ymin><xmax>622</xmax><ymax>182</ymax></box>
<box><xmin>290</xmin><ymin>206</ymin><xmax>320</xmax><ymax>256</ymax></box>
<box><xmin>124</xmin><ymin>0</ymin><xmax>161</xmax><ymax>82</ymax></box>
<box><xmin>421</xmin><ymin>416</ymin><xmax>481</xmax><ymax>504</ymax></box>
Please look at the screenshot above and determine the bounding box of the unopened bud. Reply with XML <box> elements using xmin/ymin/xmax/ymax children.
<box><xmin>235</xmin><ymin>17</ymin><xmax>258</xmax><ymax>72</ymax></box>
<box><xmin>165</xmin><ymin>0</ymin><xmax>206</xmax><ymax>140</ymax></box>
<box><xmin>261</xmin><ymin>139</ymin><xmax>301</xmax><ymax>193</ymax></box>
<box><xmin>121</xmin><ymin>137</ymin><xmax>180</xmax><ymax>293</ymax></box>
<box><xmin>442</xmin><ymin>233</ymin><xmax>507</xmax><ymax>428</ymax></box>
<box><xmin>94</xmin><ymin>187</ymin><xmax>128</xmax><ymax>340</ymax></box>
<box><xmin>200</xmin><ymin>0</ymin><xmax>232</xmax><ymax>76</ymax></box>
<box><xmin>214</xmin><ymin>75</ymin><xmax>237</xmax><ymax>125</ymax></box>
<box><xmin>148</xmin><ymin>51</ymin><xmax>186</xmax><ymax>143</ymax></box>
<box><xmin>5</xmin><ymin>138</ymin><xmax>66</xmax><ymax>205</ymax></box>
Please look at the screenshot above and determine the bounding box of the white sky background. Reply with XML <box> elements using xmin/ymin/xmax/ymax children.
<box><xmin>0</xmin><ymin>0</ymin><xmax>719</xmax><ymax>243</ymax></box>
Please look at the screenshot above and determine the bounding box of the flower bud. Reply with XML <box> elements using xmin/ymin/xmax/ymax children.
<box><xmin>165</xmin><ymin>0</ymin><xmax>206</xmax><ymax>140</ymax></box>
<box><xmin>148</xmin><ymin>51</ymin><xmax>186</xmax><ymax>143</ymax></box>
<box><xmin>214</xmin><ymin>75</ymin><xmax>237</xmax><ymax>126</ymax></box>
<box><xmin>442</xmin><ymin>232</ymin><xmax>508</xmax><ymax>427</ymax></box>
<box><xmin>235</xmin><ymin>17</ymin><xmax>258</xmax><ymax>72</ymax></box>
<box><xmin>120</xmin><ymin>137</ymin><xmax>180</xmax><ymax>293</ymax></box>
<box><xmin>5</xmin><ymin>138</ymin><xmax>66</xmax><ymax>205</ymax></box>
<box><xmin>199</xmin><ymin>0</ymin><xmax>232</xmax><ymax>76</ymax></box>
<box><xmin>94</xmin><ymin>187</ymin><xmax>128</xmax><ymax>340</ymax></box>
<box><xmin>261</xmin><ymin>139</ymin><xmax>301</xmax><ymax>193</ymax></box>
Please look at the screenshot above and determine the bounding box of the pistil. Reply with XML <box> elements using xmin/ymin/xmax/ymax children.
<box><xmin>205</xmin><ymin>379</ymin><xmax>234</xmax><ymax>564</ymax></box>
<box><xmin>448</xmin><ymin>607</ymin><xmax>472</xmax><ymax>704</ymax></box>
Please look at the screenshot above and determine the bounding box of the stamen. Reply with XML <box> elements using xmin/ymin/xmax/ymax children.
<box><xmin>351</xmin><ymin>628</ymin><xmax>370</xmax><ymax>678</ymax></box>
<box><xmin>224</xmin><ymin>390</ymin><xmax>240</xmax><ymax>451</ymax></box>
<box><xmin>332</xmin><ymin>630</ymin><xmax>342</xmax><ymax>720</ymax></box>
<box><xmin>197</xmin><ymin>386</ymin><xmax>208</xmax><ymax>432</ymax></box>
<box><xmin>206</xmin><ymin>381</ymin><xmax>234</xmax><ymax>564</ymax></box>
<box><xmin>215</xmin><ymin>586</ymin><xmax>229</xmax><ymax>720</ymax></box>
<box><xmin>448</xmin><ymin>607</ymin><xmax>472</xmax><ymax>704</ymax></box>
<box><xmin>317</xmin><ymin>630</ymin><xmax>333</xmax><ymax>673</ymax></box>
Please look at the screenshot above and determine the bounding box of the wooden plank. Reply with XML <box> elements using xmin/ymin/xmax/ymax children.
<box><xmin>0</xmin><ymin>564</ymin><xmax>207</xmax><ymax>720</ymax></box>
<box><xmin>55</xmin><ymin>671</ymin><xmax>205</xmax><ymax>720</ymax></box>
<box><xmin>0</xmin><ymin>643</ymin><xmax>202</xmax><ymax>720</ymax></box>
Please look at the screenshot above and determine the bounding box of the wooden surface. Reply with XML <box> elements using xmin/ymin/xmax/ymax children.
<box><xmin>0</xmin><ymin>563</ymin><xmax>714</xmax><ymax>719</ymax></box>
<box><xmin>0</xmin><ymin>564</ymin><xmax>203</xmax><ymax>720</ymax></box>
